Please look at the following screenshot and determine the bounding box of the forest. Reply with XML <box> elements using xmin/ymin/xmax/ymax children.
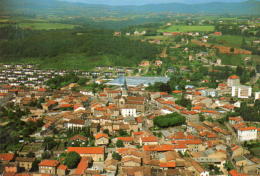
<box><xmin>0</xmin><ymin>26</ymin><xmax>160</xmax><ymax>69</ymax></box>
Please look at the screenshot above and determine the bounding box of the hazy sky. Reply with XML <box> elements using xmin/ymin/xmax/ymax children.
<box><xmin>60</xmin><ymin>0</ymin><xmax>247</xmax><ymax>6</ymax></box>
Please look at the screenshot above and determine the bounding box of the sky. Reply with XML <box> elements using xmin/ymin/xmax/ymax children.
<box><xmin>60</xmin><ymin>0</ymin><xmax>247</xmax><ymax>6</ymax></box>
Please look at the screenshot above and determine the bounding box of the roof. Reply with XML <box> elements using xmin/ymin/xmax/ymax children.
<box><xmin>159</xmin><ymin>161</ymin><xmax>176</xmax><ymax>168</ymax></box>
<box><xmin>0</xmin><ymin>153</ymin><xmax>15</xmax><ymax>161</ymax></box>
<box><xmin>238</xmin><ymin>126</ymin><xmax>257</xmax><ymax>131</ymax></box>
<box><xmin>229</xmin><ymin>169</ymin><xmax>247</xmax><ymax>176</ymax></box>
<box><xmin>68</xmin><ymin>119</ymin><xmax>85</xmax><ymax>125</ymax></box>
<box><xmin>95</xmin><ymin>133</ymin><xmax>109</xmax><ymax>139</ymax></box>
<box><xmin>74</xmin><ymin>157</ymin><xmax>89</xmax><ymax>175</ymax></box>
<box><xmin>228</xmin><ymin>75</ymin><xmax>240</xmax><ymax>79</ymax></box>
<box><xmin>70</xmin><ymin>135</ymin><xmax>88</xmax><ymax>141</ymax></box>
<box><xmin>57</xmin><ymin>164</ymin><xmax>68</xmax><ymax>170</ymax></box>
<box><xmin>117</xmin><ymin>137</ymin><xmax>134</xmax><ymax>142</ymax></box>
<box><xmin>15</xmin><ymin>157</ymin><xmax>35</xmax><ymax>162</ymax></box>
<box><xmin>38</xmin><ymin>160</ymin><xmax>59</xmax><ymax>167</ymax></box>
<box><xmin>143</xmin><ymin>145</ymin><xmax>174</xmax><ymax>152</ymax></box>
<box><xmin>141</xmin><ymin>136</ymin><xmax>158</xmax><ymax>142</ymax></box>
<box><xmin>67</xmin><ymin>147</ymin><xmax>104</xmax><ymax>154</ymax></box>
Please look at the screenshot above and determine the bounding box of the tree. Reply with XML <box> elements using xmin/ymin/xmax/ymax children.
<box><xmin>112</xmin><ymin>152</ymin><xmax>122</xmax><ymax>161</ymax></box>
<box><xmin>153</xmin><ymin>113</ymin><xmax>186</xmax><ymax>128</ymax></box>
<box><xmin>43</xmin><ymin>137</ymin><xmax>57</xmax><ymax>150</ymax></box>
<box><xmin>116</xmin><ymin>140</ymin><xmax>124</xmax><ymax>148</ymax></box>
<box><xmin>64</xmin><ymin>151</ymin><xmax>81</xmax><ymax>169</ymax></box>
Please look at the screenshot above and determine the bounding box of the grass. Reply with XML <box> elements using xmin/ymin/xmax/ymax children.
<box><xmin>0</xmin><ymin>53</ymin><xmax>136</xmax><ymax>71</ymax></box>
<box><xmin>219</xmin><ymin>54</ymin><xmax>244</xmax><ymax>66</ymax></box>
<box><xmin>18</xmin><ymin>22</ymin><xmax>77</xmax><ymax>30</ymax></box>
<box><xmin>159</xmin><ymin>25</ymin><xmax>215</xmax><ymax>33</ymax></box>
<box><xmin>214</xmin><ymin>35</ymin><xmax>243</xmax><ymax>48</ymax></box>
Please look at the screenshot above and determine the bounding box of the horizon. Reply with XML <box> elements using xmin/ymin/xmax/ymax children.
<box><xmin>59</xmin><ymin>0</ymin><xmax>248</xmax><ymax>6</ymax></box>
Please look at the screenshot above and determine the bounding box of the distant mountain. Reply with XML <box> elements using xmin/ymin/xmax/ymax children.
<box><xmin>2</xmin><ymin>0</ymin><xmax>260</xmax><ymax>16</ymax></box>
<box><xmin>60</xmin><ymin>0</ymin><xmax>248</xmax><ymax>6</ymax></box>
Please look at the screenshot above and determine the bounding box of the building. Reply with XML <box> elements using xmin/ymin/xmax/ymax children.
<box><xmin>67</xmin><ymin>147</ymin><xmax>105</xmax><ymax>161</ymax></box>
<box><xmin>95</xmin><ymin>133</ymin><xmax>109</xmax><ymax>146</ymax></box>
<box><xmin>227</xmin><ymin>75</ymin><xmax>240</xmax><ymax>87</ymax></box>
<box><xmin>255</xmin><ymin>92</ymin><xmax>260</xmax><ymax>100</ymax></box>
<box><xmin>15</xmin><ymin>157</ymin><xmax>35</xmax><ymax>171</ymax></box>
<box><xmin>237</xmin><ymin>127</ymin><xmax>257</xmax><ymax>142</ymax></box>
<box><xmin>232</xmin><ymin>85</ymin><xmax>252</xmax><ymax>98</ymax></box>
<box><xmin>65</xmin><ymin>119</ymin><xmax>85</xmax><ymax>129</ymax></box>
<box><xmin>38</xmin><ymin>160</ymin><xmax>60</xmax><ymax>175</ymax></box>
<box><xmin>121</xmin><ymin>107</ymin><xmax>137</xmax><ymax>117</ymax></box>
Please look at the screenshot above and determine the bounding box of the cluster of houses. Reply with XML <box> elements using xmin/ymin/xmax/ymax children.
<box><xmin>0</xmin><ymin>63</ymin><xmax>259</xmax><ymax>176</ymax></box>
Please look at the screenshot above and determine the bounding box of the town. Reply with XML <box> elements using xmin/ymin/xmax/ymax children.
<box><xmin>0</xmin><ymin>0</ymin><xmax>260</xmax><ymax>176</ymax></box>
<box><xmin>0</xmin><ymin>58</ymin><xmax>259</xmax><ymax>176</ymax></box>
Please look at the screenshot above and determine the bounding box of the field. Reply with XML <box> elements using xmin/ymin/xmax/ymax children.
<box><xmin>214</xmin><ymin>35</ymin><xmax>243</xmax><ymax>48</ymax></box>
<box><xmin>1</xmin><ymin>53</ymin><xmax>136</xmax><ymax>71</ymax></box>
<box><xmin>159</xmin><ymin>25</ymin><xmax>215</xmax><ymax>32</ymax></box>
<box><xmin>18</xmin><ymin>22</ymin><xmax>77</xmax><ymax>30</ymax></box>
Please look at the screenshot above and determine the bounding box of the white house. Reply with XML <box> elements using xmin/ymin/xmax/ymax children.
<box><xmin>200</xmin><ymin>171</ymin><xmax>210</xmax><ymax>176</ymax></box>
<box><xmin>227</xmin><ymin>75</ymin><xmax>240</xmax><ymax>87</ymax></box>
<box><xmin>237</xmin><ymin>127</ymin><xmax>257</xmax><ymax>142</ymax></box>
<box><xmin>121</xmin><ymin>107</ymin><xmax>137</xmax><ymax>117</ymax></box>
<box><xmin>232</xmin><ymin>85</ymin><xmax>252</xmax><ymax>99</ymax></box>
<box><xmin>65</xmin><ymin>119</ymin><xmax>85</xmax><ymax>129</ymax></box>
<box><xmin>255</xmin><ymin>92</ymin><xmax>260</xmax><ymax>100</ymax></box>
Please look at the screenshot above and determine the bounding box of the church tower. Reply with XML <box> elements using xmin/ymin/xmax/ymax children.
<box><xmin>121</xmin><ymin>76</ymin><xmax>128</xmax><ymax>97</ymax></box>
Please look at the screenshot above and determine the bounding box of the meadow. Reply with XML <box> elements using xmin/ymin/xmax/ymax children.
<box><xmin>159</xmin><ymin>25</ymin><xmax>215</xmax><ymax>32</ymax></box>
<box><xmin>18</xmin><ymin>22</ymin><xmax>77</xmax><ymax>30</ymax></box>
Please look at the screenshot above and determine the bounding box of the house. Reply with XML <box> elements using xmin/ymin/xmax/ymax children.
<box><xmin>237</xmin><ymin>126</ymin><xmax>257</xmax><ymax>142</ymax></box>
<box><xmin>140</xmin><ymin>136</ymin><xmax>158</xmax><ymax>146</ymax></box>
<box><xmin>159</xmin><ymin>161</ymin><xmax>176</xmax><ymax>170</ymax></box>
<box><xmin>155</xmin><ymin>60</ymin><xmax>163</xmax><ymax>67</ymax></box>
<box><xmin>105</xmin><ymin>159</ymin><xmax>118</xmax><ymax>173</ymax></box>
<box><xmin>95</xmin><ymin>133</ymin><xmax>109</xmax><ymax>146</ymax></box>
<box><xmin>121</xmin><ymin>107</ymin><xmax>137</xmax><ymax>117</ymax></box>
<box><xmin>15</xmin><ymin>157</ymin><xmax>35</xmax><ymax>171</ymax></box>
<box><xmin>227</xmin><ymin>75</ymin><xmax>240</xmax><ymax>87</ymax></box>
<box><xmin>67</xmin><ymin>147</ymin><xmax>104</xmax><ymax>161</ymax></box>
<box><xmin>229</xmin><ymin>169</ymin><xmax>247</xmax><ymax>176</ymax></box>
<box><xmin>38</xmin><ymin>160</ymin><xmax>60</xmax><ymax>175</ymax></box>
<box><xmin>231</xmin><ymin>145</ymin><xmax>249</xmax><ymax>158</ymax></box>
<box><xmin>57</xmin><ymin>164</ymin><xmax>68</xmax><ymax>176</ymax></box>
<box><xmin>0</xmin><ymin>153</ymin><xmax>15</xmax><ymax>164</ymax></box>
<box><xmin>69</xmin><ymin>135</ymin><xmax>88</xmax><ymax>146</ymax></box>
<box><xmin>65</xmin><ymin>119</ymin><xmax>85</xmax><ymax>129</ymax></box>
<box><xmin>121</xmin><ymin>157</ymin><xmax>142</xmax><ymax>167</ymax></box>
<box><xmin>74</xmin><ymin>157</ymin><xmax>89</xmax><ymax>175</ymax></box>
<box><xmin>232</xmin><ymin>85</ymin><xmax>252</xmax><ymax>98</ymax></box>
<box><xmin>139</xmin><ymin>61</ymin><xmax>150</xmax><ymax>67</ymax></box>
<box><xmin>116</xmin><ymin>137</ymin><xmax>134</xmax><ymax>146</ymax></box>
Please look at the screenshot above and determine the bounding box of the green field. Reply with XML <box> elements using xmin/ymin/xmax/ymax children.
<box><xmin>213</xmin><ymin>35</ymin><xmax>243</xmax><ymax>48</ymax></box>
<box><xmin>159</xmin><ymin>25</ymin><xmax>215</xmax><ymax>32</ymax></box>
<box><xmin>19</xmin><ymin>22</ymin><xmax>77</xmax><ymax>30</ymax></box>
<box><xmin>1</xmin><ymin>53</ymin><xmax>137</xmax><ymax>71</ymax></box>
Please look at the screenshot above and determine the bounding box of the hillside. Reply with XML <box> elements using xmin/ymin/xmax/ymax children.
<box><xmin>2</xmin><ymin>0</ymin><xmax>260</xmax><ymax>16</ymax></box>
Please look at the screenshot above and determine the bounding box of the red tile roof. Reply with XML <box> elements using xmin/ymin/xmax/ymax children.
<box><xmin>228</xmin><ymin>75</ymin><xmax>239</xmax><ymax>79</ymax></box>
<box><xmin>57</xmin><ymin>164</ymin><xmax>67</xmax><ymax>170</ymax></box>
<box><xmin>74</xmin><ymin>157</ymin><xmax>89</xmax><ymax>175</ymax></box>
<box><xmin>172</xmin><ymin>90</ymin><xmax>182</xmax><ymax>94</ymax></box>
<box><xmin>159</xmin><ymin>161</ymin><xmax>176</xmax><ymax>168</ymax></box>
<box><xmin>70</xmin><ymin>135</ymin><xmax>88</xmax><ymax>141</ymax></box>
<box><xmin>117</xmin><ymin>137</ymin><xmax>134</xmax><ymax>142</ymax></box>
<box><xmin>229</xmin><ymin>169</ymin><xmax>247</xmax><ymax>176</ymax></box>
<box><xmin>143</xmin><ymin>145</ymin><xmax>174</xmax><ymax>152</ymax></box>
<box><xmin>141</xmin><ymin>136</ymin><xmax>158</xmax><ymax>142</ymax></box>
<box><xmin>38</xmin><ymin>160</ymin><xmax>59</xmax><ymax>167</ymax></box>
<box><xmin>0</xmin><ymin>153</ymin><xmax>15</xmax><ymax>161</ymax></box>
<box><xmin>238</xmin><ymin>126</ymin><xmax>257</xmax><ymax>131</ymax></box>
<box><xmin>95</xmin><ymin>133</ymin><xmax>109</xmax><ymax>139</ymax></box>
<box><xmin>67</xmin><ymin>147</ymin><xmax>104</xmax><ymax>154</ymax></box>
